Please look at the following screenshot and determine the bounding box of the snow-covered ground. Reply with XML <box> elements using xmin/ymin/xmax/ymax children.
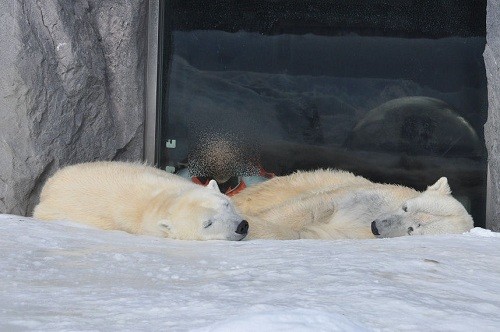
<box><xmin>1</xmin><ymin>214</ymin><xmax>500</xmax><ymax>331</ymax></box>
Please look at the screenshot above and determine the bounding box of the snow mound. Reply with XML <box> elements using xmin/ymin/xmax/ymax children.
<box><xmin>196</xmin><ymin>308</ymin><xmax>368</xmax><ymax>332</ymax></box>
<box><xmin>467</xmin><ymin>227</ymin><xmax>500</xmax><ymax>238</ymax></box>
<box><xmin>1</xmin><ymin>214</ymin><xmax>500</xmax><ymax>331</ymax></box>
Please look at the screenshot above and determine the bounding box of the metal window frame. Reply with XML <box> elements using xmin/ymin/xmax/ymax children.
<box><xmin>144</xmin><ymin>0</ymin><xmax>160</xmax><ymax>165</ymax></box>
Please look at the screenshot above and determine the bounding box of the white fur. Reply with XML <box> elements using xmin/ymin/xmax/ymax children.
<box><xmin>232</xmin><ymin>170</ymin><xmax>473</xmax><ymax>240</ymax></box>
<box><xmin>33</xmin><ymin>162</ymin><xmax>247</xmax><ymax>241</ymax></box>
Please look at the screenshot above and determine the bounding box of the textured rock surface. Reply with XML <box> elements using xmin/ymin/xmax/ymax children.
<box><xmin>485</xmin><ymin>0</ymin><xmax>500</xmax><ymax>231</ymax></box>
<box><xmin>0</xmin><ymin>0</ymin><xmax>148</xmax><ymax>216</ymax></box>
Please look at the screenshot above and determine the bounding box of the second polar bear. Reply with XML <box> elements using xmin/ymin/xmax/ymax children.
<box><xmin>232</xmin><ymin>169</ymin><xmax>473</xmax><ymax>240</ymax></box>
<box><xmin>33</xmin><ymin>162</ymin><xmax>248</xmax><ymax>241</ymax></box>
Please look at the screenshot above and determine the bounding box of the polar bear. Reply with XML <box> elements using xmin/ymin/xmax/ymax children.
<box><xmin>33</xmin><ymin>162</ymin><xmax>248</xmax><ymax>241</ymax></box>
<box><xmin>232</xmin><ymin>169</ymin><xmax>473</xmax><ymax>240</ymax></box>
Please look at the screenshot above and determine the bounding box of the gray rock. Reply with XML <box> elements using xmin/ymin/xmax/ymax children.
<box><xmin>485</xmin><ymin>0</ymin><xmax>500</xmax><ymax>231</ymax></box>
<box><xmin>0</xmin><ymin>0</ymin><xmax>147</xmax><ymax>216</ymax></box>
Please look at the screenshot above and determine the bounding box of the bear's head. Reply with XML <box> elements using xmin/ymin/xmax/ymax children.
<box><xmin>154</xmin><ymin>180</ymin><xmax>248</xmax><ymax>241</ymax></box>
<box><xmin>371</xmin><ymin>177</ymin><xmax>473</xmax><ymax>238</ymax></box>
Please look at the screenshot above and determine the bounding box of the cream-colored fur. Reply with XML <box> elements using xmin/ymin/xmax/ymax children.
<box><xmin>234</xmin><ymin>169</ymin><xmax>371</xmax><ymax>214</ymax></box>
<box><xmin>33</xmin><ymin>162</ymin><xmax>247</xmax><ymax>241</ymax></box>
<box><xmin>232</xmin><ymin>169</ymin><xmax>473</xmax><ymax>240</ymax></box>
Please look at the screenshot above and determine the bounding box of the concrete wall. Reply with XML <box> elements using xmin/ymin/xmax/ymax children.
<box><xmin>0</xmin><ymin>0</ymin><xmax>148</xmax><ymax>215</ymax></box>
<box><xmin>485</xmin><ymin>0</ymin><xmax>500</xmax><ymax>231</ymax></box>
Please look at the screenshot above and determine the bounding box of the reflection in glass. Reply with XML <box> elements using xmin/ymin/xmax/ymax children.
<box><xmin>158</xmin><ymin>1</ymin><xmax>487</xmax><ymax>227</ymax></box>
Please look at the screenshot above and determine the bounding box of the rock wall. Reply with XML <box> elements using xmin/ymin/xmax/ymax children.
<box><xmin>0</xmin><ymin>0</ymin><xmax>148</xmax><ymax>216</ymax></box>
<box><xmin>485</xmin><ymin>0</ymin><xmax>500</xmax><ymax>231</ymax></box>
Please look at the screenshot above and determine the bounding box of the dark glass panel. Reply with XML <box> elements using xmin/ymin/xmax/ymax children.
<box><xmin>157</xmin><ymin>0</ymin><xmax>487</xmax><ymax>227</ymax></box>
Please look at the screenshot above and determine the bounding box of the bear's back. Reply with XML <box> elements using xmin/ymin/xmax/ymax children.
<box><xmin>33</xmin><ymin>162</ymin><xmax>195</xmax><ymax>231</ymax></box>
<box><xmin>38</xmin><ymin>161</ymin><xmax>191</xmax><ymax>202</ymax></box>
<box><xmin>233</xmin><ymin>169</ymin><xmax>371</xmax><ymax>215</ymax></box>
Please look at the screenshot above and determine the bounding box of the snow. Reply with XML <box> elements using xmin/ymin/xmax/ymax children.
<box><xmin>1</xmin><ymin>214</ymin><xmax>500</xmax><ymax>331</ymax></box>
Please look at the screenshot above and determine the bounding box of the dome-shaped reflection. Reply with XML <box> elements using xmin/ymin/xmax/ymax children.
<box><xmin>347</xmin><ymin>96</ymin><xmax>483</xmax><ymax>158</ymax></box>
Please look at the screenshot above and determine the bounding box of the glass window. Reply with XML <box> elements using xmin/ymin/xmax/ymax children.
<box><xmin>157</xmin><ymin>0</ymin><xmax>487</xmax><ymax>227</ymax></box>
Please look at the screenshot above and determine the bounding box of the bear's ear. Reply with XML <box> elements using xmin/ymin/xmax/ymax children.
<box><xmin>427</xmin><ymin>177</ymin><xmax>451</xmax><ymax>195</ymax></box>
<box><xmin>206</xmin><ymin>179</ymin><xmax>220</xmax><ymax>192</ymax></box>
<box><xmin>158</xmin><ymin>219</ymin><xmax>171</xmax><ymax>232</ymax></box>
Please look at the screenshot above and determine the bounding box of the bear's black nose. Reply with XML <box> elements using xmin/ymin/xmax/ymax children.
<box><xmin>236</xmin><ymin>220</ymin><xmax>249</xmax><ymax>235</ymax></box>
<box><xmin>371</xmin><ymin>221</ymin><xmax>380</xmax><ymax>236</ymax></box>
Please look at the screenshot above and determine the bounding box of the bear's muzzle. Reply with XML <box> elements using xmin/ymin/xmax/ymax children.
<box><xmin>236</xmin><ymin>220</ymin><xmax>249</xmax><ymax>235</ymax></box>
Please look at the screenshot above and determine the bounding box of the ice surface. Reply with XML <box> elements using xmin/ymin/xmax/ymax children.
<box><xmin>1</xmin><ymin>214</ymin><xmax>500</xmax><ymax>331</ymax></box>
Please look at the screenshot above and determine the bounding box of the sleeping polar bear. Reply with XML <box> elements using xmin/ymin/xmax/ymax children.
<box><xmin>232</xmin><ymin>169</ymin><xmax>473</xmax><ymax>240</ymax></box>
<box><xmin>33</xmin><ymin>162</ymin><xmax>248</xmax><ymax>241</ymax></box>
